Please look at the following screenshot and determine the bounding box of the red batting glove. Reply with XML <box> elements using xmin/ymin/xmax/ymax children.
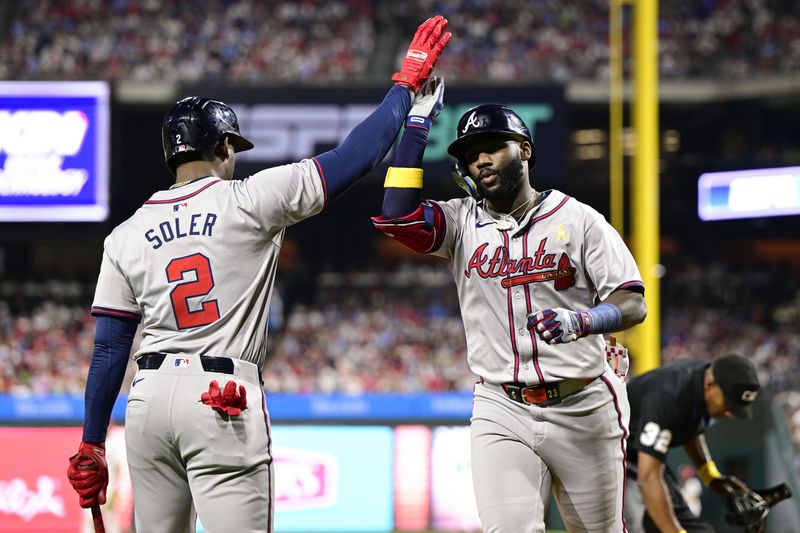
<box><xmin>392</xmin><ymin>15</ymin><xmax>452</xmax><ymax>92</ymax></box>
<box><xmin>67</xmin><ymin>442</ymin><xmax>108</xmax><ymax>508</ymax></box>
<box><xmin>201</xmin><ymin>379</ymin><xmax>247</xmax><ymax>417</ymax></box>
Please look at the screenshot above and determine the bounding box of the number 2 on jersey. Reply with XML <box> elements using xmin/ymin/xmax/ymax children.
<box><xmin>167</xmin><ymin>253</ymin><xmax>220</xmax><ymax>329</ymax></box>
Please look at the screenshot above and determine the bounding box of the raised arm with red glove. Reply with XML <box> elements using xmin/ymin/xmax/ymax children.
<box><xmin>392</xmin><ymin>15</ymin><xmax>451</xmax><ymax>93</ymax></box>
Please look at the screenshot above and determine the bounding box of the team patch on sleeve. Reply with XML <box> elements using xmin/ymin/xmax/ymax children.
<box><xmin>371</xmin><ymin>202</ymin><xmax>445</xmax><ymax>254</ymax></box>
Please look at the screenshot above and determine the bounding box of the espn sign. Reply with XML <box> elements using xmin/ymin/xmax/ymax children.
<box><xmin>212</xmin><ymin>84</ymin><xmax>565</xmax><ymax>179</ymax></box>
<box><xmin>236</xmin><ymin>105</ymin><xmax>375</xmax><ymax>163</ymax></box>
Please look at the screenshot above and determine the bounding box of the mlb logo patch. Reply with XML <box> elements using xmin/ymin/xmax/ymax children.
<box><xmin>174</xmin><ymin>358</ymin><xmax>190</xmax><ymax>368</ymax></box>
<box><xmin>173</xmin><ymin>202</ymin><xmax>188</xmax><ymax>212</ymax></box>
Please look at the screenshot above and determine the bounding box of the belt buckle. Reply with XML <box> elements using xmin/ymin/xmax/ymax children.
<box><xmin>521</xmin><ymin>383</ymin><xmax>560</xmax><ymax>406</ymax></box>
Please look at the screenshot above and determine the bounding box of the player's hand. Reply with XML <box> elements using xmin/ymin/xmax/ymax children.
<box><xmin>201</xmin><ymin>379</ymin><xmax>248</xmax><ymax>417</ymax></box>
<box><xmin>710</xmin><ymin>475</ymin><xmax>750</xmax><ymax>497</ymax></box>
<box><xmin>406</xmin><ymin>76</ymin><xmax>445</xmax><ymax>130</ymax></box>
<box><xmin>527</xmin><ymin>307</ymin><xmax>590</xmax><ymax>344</ymax></box>
<box><xmin>67</xmin><ymin>441</ymin><xmax>108</xmax><ymax>508</ymax></box>
<box><xmin>392</xmin><ymin>15</ymin><xmax>452</xmax><ymax>92</ymax></box>
<box><xmin>604</xmin><ymin>337</ymin><xmax>630</xmax><ymax>381</ymax></box>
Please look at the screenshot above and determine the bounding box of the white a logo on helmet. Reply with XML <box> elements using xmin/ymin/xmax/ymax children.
<box><xmin>462</xmin><ymin>111</ymin><xmax>482</xmax><ymax>133</ymax></box>
<box><xmin>741</xmin><ymin>389</ymin><xmax>758</xmax><ymax>402</ymax></box>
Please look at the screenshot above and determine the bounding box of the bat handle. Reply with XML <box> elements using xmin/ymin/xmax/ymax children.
<box><xmin>609</xmin><ymin>335</ymin><xmax>617</xmax><ymax>346</ymax></box>
<box><xmin>91</xmin><ymin>503</ymin><xmax>106</xmax><ymax>533</ymax></box>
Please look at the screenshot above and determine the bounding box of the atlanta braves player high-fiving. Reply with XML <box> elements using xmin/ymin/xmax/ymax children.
<box><xmin>66</xmin><ymin>16</ymin><xmax>451</xmax><ymax>533</ymax></box>
<box><xmin>373</xmin><ymin>98</ymin><xmax>646</xmax><ymax>531</ymax></box>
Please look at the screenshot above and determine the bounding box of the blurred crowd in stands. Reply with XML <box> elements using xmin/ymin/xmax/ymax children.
<box><xmin>2</xmin><ymin>0</ymin><xmax>799</xmax><ymax>83</ymax></box>
<box><xmin>1</xmin><ymin>0</ymin><xmax>375</xmax><ymax>83</ymax></box>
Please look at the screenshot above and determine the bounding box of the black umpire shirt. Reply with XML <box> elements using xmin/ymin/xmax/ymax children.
<box><xmin>626</xmin><ymin>359</ymin><xmax>712</xmax><ymax>475</ymax></box>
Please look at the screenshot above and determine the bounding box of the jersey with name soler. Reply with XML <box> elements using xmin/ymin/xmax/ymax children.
<box><xmin>627</xmin><ymin>359</ymin><xmax>712</xmax><ymax>465</ymax></box>
<box><xmin>90</xmin><ymin>160</ymin><xmax>325</xmax><ymax>370</ymax></box>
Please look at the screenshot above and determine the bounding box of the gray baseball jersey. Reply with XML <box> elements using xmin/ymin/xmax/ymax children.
<box><xmin>91</xmin><ymin>159</ymin><xmax>324</xmax><ymax>533</ymax></box>
<box><xmin>429</xmin><ymin>189</ymin><xmax>643</xmax><ymax>383</ymax></box>
<box><xmin>92</xmin><ymin>159</ymin><xmax>325</xmax><ymax>369</ymax></box>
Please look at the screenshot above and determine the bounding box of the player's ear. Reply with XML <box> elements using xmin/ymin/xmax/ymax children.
<box><xmin>215</xmin><ymin>136</ymin><xmax>234</xmax><ymax>161</ymax></box>
<box><xmin>519</xmin><ymin>140</ymin><xmax>532</xmax><ymax>162</ymax></box>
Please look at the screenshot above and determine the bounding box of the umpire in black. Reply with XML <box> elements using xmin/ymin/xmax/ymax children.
<box><xmin>624</xmin><ymin>354</ymin><xmax>761</xmax><ymax>532</ymax></box>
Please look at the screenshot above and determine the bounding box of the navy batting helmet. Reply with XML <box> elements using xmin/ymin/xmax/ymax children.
<box><xmin>162</xmin><ymin>97</ymin><xmax>254</xmax><ymax>174</ymax></box>
<box><xmin>447</xmin><ymin>104</ymin><xmax>535</xmax><ymax>168</ymax></box>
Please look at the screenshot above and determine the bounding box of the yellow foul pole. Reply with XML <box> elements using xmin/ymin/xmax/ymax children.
<box><xmin>631</xmin><ymin>0</ymin><xmax>660</xmax><ymax>373</ymax></box>
<box><xmin>609</xmin><ymin>0</ymin><xmax>624</xmax><ymax>233</ymax></box>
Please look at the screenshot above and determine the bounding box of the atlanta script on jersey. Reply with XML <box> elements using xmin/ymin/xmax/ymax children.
<box><xmin>376</xmin><ymin>189</ymin><xmax>643</xmax><ymax>384</ymax></box>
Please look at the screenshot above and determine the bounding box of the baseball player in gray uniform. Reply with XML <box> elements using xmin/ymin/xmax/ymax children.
<box><xmin>66</xmin><ymin>17</ymin><xmax>451</xmax><ymax>533</ymax></box>
<box><xmin>372</xmin><ymin>99</ymin><xmax>647</xmax><ymax>532</ymax></box>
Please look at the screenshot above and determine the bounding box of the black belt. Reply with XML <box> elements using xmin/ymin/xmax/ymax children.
<box><xmin>137</xmin><ymin>354</ymin><xmax>235</xmax><ymax>375</ymax></box>
<box><xmin>501</xmin><ymin>377</ymin><xmax>596</xmax><ymax>407</ymax></box>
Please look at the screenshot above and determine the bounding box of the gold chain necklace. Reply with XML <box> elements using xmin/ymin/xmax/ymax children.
<box><xmin>491</xmin><ymin>191</ymin><xmax>537</xmax><ymax>230</ymax></box>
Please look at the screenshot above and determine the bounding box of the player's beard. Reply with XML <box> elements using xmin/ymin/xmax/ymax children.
<box><xmin>475</xmin><ymin>156</ymin><xmax>525</xmax><ymax>205</ymax></box>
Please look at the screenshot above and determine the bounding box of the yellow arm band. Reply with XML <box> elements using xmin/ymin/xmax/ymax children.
<box><xmin>677</xmin><ymin>529</ymin><xmax>688</xmax><ymax>533</ymax></box>
<box><xmin>697</xmin><ymin>460</ymin><xmax>722</xmax><ymax>486</ymax></box>
<box><xmin>384</xmin><ymin>167</ymin><xmax>423</xmax><ymax>189</ymax></box>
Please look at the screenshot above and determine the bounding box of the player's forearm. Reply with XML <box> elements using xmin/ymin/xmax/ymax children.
<box><xmin>602</xmin><ymin>289</ymin><xmax>647</xmax><ymax>330</ymax></box>
<box><xmin>315</xmin><ymin>85</ymin><xmax>412</xmax><ymax>201</ymax></box>
<box><xmin>381</xmin><ymin>120</ymin><xmax>430</xmax><ymax>219</ymax></box>
<box><xmin>639</xmin><ymin>473</ymin><xmax>684</xmax><ymax>533</ymax></box>
<box><xmin>83</xmin><ymin>315</ymin><xmax>137</xmax><ymax>442</ymax></box>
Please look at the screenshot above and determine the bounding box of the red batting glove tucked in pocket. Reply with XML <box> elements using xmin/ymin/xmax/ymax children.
<box><xmin>201</xmin><ymin>379</ymin><xmax>247</xmax><ymax>416</ymax></box>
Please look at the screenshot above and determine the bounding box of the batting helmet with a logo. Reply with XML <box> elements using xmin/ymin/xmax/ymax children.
<box><xmin>162</xmin><ymin>97</ymin><xmax>254</xmax><ymax>174</ymax></box>
<box><xmin>446</xmin><ymin>104</ymin><xmax>535</xmax><ymax>167</ymax></box>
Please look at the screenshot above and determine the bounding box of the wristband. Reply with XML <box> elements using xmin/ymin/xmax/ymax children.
<box><xmin>677</xmin><ymin>529</ymin><xmax>688</xmax><ymax>533</ymax></box>
<box><xmin>405</xmin><ymin>115</ymin><xmax>432</xmax><ymax>130</ymax></box>
<box><xmin>582</xmin><ymin>303</ymin><xmax>623</xmax><ymax>334</ymax></box>
<box><xmin>697</xmin><ymin>460</ymin><xmax>722</xmax><ymax>486</ymax></box>
<box><xmin>384</xmin><ymin>167</ymin><xmax>423</xmax><ymax>189</ymax></box>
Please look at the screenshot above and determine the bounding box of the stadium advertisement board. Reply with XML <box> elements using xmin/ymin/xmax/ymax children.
<box><xmin>0</xmin><ymin>427</ymin><xmax>132</xmax><ymax>533</ymax></box>
<box><xmin>184</xmin><ymin>85</ymin><xmax>567</xmax><ymax>181</ymax></box>
<box><xmin>0</xmin><ymin>392</ymin><xmax>474</xmax><ymax>422</ymax></box>
<box><xmin>0</xmin><ymin>81</ymin><xmax>110</xmax><ymax>222</ymax></box>
<box><xmin>698</xmin><ymin>166</ymin><xmax>800</xmax><ymax>220</ymax></box>
<box><xmin>430</xmin><ymin>426</ymin><xmax>482</xmax><ymax>530</ymax></box>
<box><xmin>270</xmin><ymin>426</ymin><xmax>394</xmax><ymax>532</ymax></box>
<box><xmin>0</xmin><ymin>426</ymin><xmax>395</xmax><ymax>533</ymax></box>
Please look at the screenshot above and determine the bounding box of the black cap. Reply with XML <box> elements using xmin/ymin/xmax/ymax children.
<box><xmin>711</xmin><ymin>354</ymin><xmax>760</xmax><ymax>419</ymax></box>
